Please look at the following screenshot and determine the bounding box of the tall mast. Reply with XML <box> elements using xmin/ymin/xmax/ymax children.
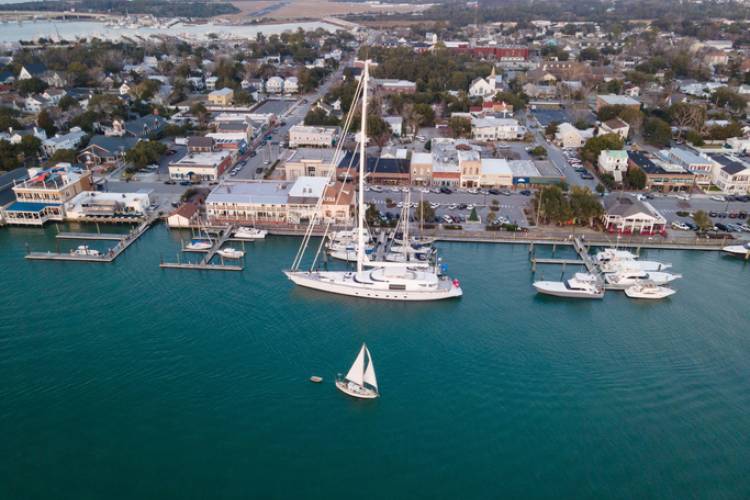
<box><xmin>357</xmin><ymin>61</ymin><xmax>369</xmax><ymax>274</ymax></box>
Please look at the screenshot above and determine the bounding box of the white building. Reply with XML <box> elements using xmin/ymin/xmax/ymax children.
<box><xmin>598</xmin><ymin>117</ymin><xmax>630</xmax><ymax>141</ymax></box>
<box><xmin>471</xmin><ymin>117</ymin><xmax>524</xmax><ymax>141</ymax></box>
<box><xmin>288</xmin><ymin>125</ymin><xmax>337</xmax><ymax>148</ymax></box>
<box><xmin>283</xmin><ymin>76</ymin><xmax>299</xmax><ymax>94</ymax></box>
<box><xmin>710</xmin><ymin>154</ymin><xmax>750</xmax><ymax>194</ymax></box>
<box><xmin>64</xmin><ymin>191</ymin><xmax>150</xmax><ymax>221</ymax></box>
<box><xmin>554</xmin><ymin>122</ymin><xmax>593</xmax><ymax>148</ymax></box>
<box><xmin>598</xmin><ymin>150</ymin><xmax>629</xmax><ymax>182</ymax></box>
<box><xmin>42</xmin><ymin>127</ymin><xmax>87</xmax><ymax>155</ymax></box>
<box><xmin>667</xmin><ymin>148</ymin><xmax>716</xmax><ymax>186</ymax></box>
<box><xmin>384</xmin><ymin>116</ymin><xmax>403</xmax><ymax>136</ymax></box>
<box><xmin>265</xmin><ymin>76</ymin><xmax>284</xmax><ymax>94</ymax></box>
<box><xmin>468</xmin><ymin>67</ymin><xmax>501</xmax><ymax>99</ymax></box>
<box><xmin>168</xmin><ymin>151</ymin><xmax>234</xmax><ymax>182</ymax></box>
<box><xmin>602</xmin><ymin>194</ymin><xmax>667</xmax><ymax>235</ymax></box>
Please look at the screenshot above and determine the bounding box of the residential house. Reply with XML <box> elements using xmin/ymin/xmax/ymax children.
<box><xmin>598</xmin><ymin>150</ymin><xmax>629</xmax><ymax>182</ymax></box>
<box><xmin>471</xmin><ymin>117</ymin><xmax>524</xmax><ymax>141</ymax></box>
<box><xmin>709</xmin><ymin>154</ymin><xmax>750</xmax><ymax>194</ymax></box>
<box><xmin>265</xmin><ymin>76</ymin><xmax>285</xmax><ymax>94</ymax></box>
<box><xmin>78</xmin><ymin>136</ymin><xmax>139</xmax><ymax>168</ymax></box>
<box><xmin>208</xmin><ymin>87</ymin><xmax>234</xmax><ymax>106</ymax></box>
<box><xmin>383</xmin><ymin>116</ymin><xmax>403</xmax><ymax>136</ymax></box>
<box><xmin>283</xmin><ymin>77</ymin><xmax>299</xmax><ymax>94</ymax></box>
<box><xmin>595</xmin><ymin>94</ymin><xmax>640</xmax><ymax>112</ymax></box>
<box><xmin>42</xmin><ymin>127</ymin><xmax>87</xmax><ymax>155</ymax></box>
<box><xmin>554</xmin><ymin>122</ymin><xmax>593</xmax><ymax>148</ymax></box>
<box><xmin>18</xmin><ymin>63</ymin><xmax>47</xmax><ymax>81</ymax></box>
<box><xmin>598</xmin><ymin>117</ymin><xmax>630</xmax><ymax>141</ymax></box>
<box><xmin>110</xmin><ymin>115</ymin><xmax>167</xmax><ymax>139</ymax></box>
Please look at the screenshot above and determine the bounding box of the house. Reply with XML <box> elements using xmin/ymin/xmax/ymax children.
<box><xmin>168</xmin><ymin>151</ymin><xmax>233</xmax><ymax>182</ymax></box>
<box><xmin>709</xmin><ymin>154</ymin><xmax>750</xmax><ymax>194</ymax></box>
<box><xmin>627</xmin><ymin>151</ymin><xmax>695</xmax><ymax>192</ymax></box>
<box><xmin>110</xmin><ymin>115</ymin><xmax>167</xmax><ymax>139</ymax></box>
<box><xmin>24</xmin><ymin>95</ymin><xmax>50</xmax><ymax>113</ymax></box>
<box><xmin>283</xmin><ymin>77</ymin><xmax>299</xmax><ymax>94</ymax></box>
<box><xmin>46</xmin><ymin>71</ymin><xmax>66</xmax><ymax>88</ymax></box>
<box><xmin>187</xmin><ymin>136</ymin><xmax>215</xmax><ymax>153</ymax></box>
<box><xmin>471</xmin><ymin>117</ymin><xmax>524</xmax><ymax>141</ymax></box>
<box><xmin>208</xmin><ymin>87</ymin><xmax>234</xmax><ymax>106</ymax></box>
<box><xmin>598</xmin><ymin>117</ymin><xmax>630</xmax><ymax>141</ymax></box>
<box><xmin>18</xmin><ymin>63</ymin><xmax>47</xmax><ymax>80</ymax></box>
<box><xmin>598</xmin><ymin>150</ymin><xmax>629</xmax><ymax>182</ymax></box>
<box><xmin>119</xmin><ymin>82</ymin><xmax>132</xmax><ymax>96</ymax></box>
<box><xmin>468</xmin><ymin>67</ymin><xmax>501</xmax><ymax>99</ymax></box>
<box><xmin>0</xmin><ymin>70</ymin><xmax>15</xmax><ymax>84</ymax></box>
<box><xmin>288</xmin><ymin>125</ymin><xmax>337</xmax><ymax>148</ymax></box>
<box><xmin>595</xmin><ymin>94</ymin><xmax>640</xmax><ymax>112</ymax></box>
<box><xmin>602</xmin><ymin>194</ymin><xmax>667</xmax><ymax>235</ymax></box>
<box><xmin>42</xmin><ymin>127</ymin><xmax>87</xmax><ymax>155</ymax></box>
<box><xmin>205</xmin><ymin>76</ymin><xmax>218</xmax><ymax>91</ymax></box>
<box><xmin>383</xmin><ymin>116</ymin><xmax>403</xmax><ymax>136</ymax></box>
<box><xmin>78</xmin><ymin>136</ymin><xmax>139</xmax><ymax>168</ymax></box>
<box><xmin>167</xmin><ymin>202</ymin><xmax>201</xmax><ymax>228</ymax></box>
<box><xmin>265</xmin><ymin>76</ymin><xmax>285</xmax><ymax>94</ymax></box>
<box><xmin>554</xmin><ymin>122</ymin><xmax>593</xmax><ymax>148</ymax></box>
<box><xmin>42</xmin><ymin>88</ymin><xmax>66</xmax><ymax>105</ymax></box>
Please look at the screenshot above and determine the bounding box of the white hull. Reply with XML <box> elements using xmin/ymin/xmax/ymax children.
<box><xmin>284</xmin><ymin>270</ymin><xmax>462</xmax><ymax>301</ymax></box>
<box><xmin>217</xmin><ymin>249</ymin><xmax>244</xmax><ymax>259</ymax></box>
<box><xmin>600</xmin><ymin>260</ymin><xmax>671</xmax><ymax>273</ymax></box>
<box><xmin>722</xmin><ymin>245</ymin><xmax>750</xmax><ymax>258</ymax></box>
<box><xmin>605</xmin><ymin>272</ymin><xmax>681</xmax><ymax>290</ymax></box>
<box><xmin>335</xmin><ymin>379</ymin><xmax>378</xmax><ymax>399</ymax></box>
<box><xmin>624</xmin><ymin>286</ymin><xmax>676</xmax><ymax>299</ymax></box>
<box><xmin>533</xmin><ymin>281</ymin><xmax>604</xmax><ymax>299</ymax></box>
<box><xmin>233</xmin><ymin>227</ymin><xmax>267</xmax><ymax>240</ymax></box>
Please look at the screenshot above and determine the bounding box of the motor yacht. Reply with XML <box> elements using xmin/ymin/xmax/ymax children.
<box><xmin>722</xmin><ymin>242</ymin><xmax>750</xmax><ymax>258</ymax></box>
<box><xmin>624</xmin><ymin>281</ymin><xmax>676</xmax><ymax>299</ymax></box>
<box><xmin>217</xmin><ymin>248</ymin><xmax>245</xmax><ymax>259</ymax></box>
<box><xmin>233</xmin><ymin>227</ymin><xmax>268</xmax><ymax>240</ymax></box>
<box><xmin>605</xmin><ymin>270</ymin><xmax>681</xmax><ymax>289</ymax></box>
<box><xmin>533</xmin><ymin>273</ymin><xmax>605</xmax><ymax>299</ymax></box>
<box><xmin>71</xmin><ymin>245</ymin><xmax>100</xmax><ymax>257</ymax></box>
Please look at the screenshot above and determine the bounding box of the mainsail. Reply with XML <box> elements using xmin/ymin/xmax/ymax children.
<box><xmin>345</xmin><ymin>345</ymin><xmax>367</xmax><ymax>386</ymax></box>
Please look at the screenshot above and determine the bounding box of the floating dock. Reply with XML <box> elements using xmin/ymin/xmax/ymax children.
<box><xmin>160</xmin><ymin>225</ymin><xmax>244</xmax><ymax>271</ymax></box>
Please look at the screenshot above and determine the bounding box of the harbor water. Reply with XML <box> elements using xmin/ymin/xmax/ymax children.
<box><xmin>1</xmin><ymin>224</ymin><xmax>750</xmax><ymax>499</ymax></box>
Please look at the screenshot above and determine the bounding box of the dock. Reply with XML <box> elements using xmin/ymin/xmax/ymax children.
<box><xmin>26</xmin><ymin>216</ymin><xmax>158</xmax><ymax>263</ymax></box>
<box><xmin>160</xmin><ymin>225</ymin><xmax>244</xmax><ymax>271</ymax></box>
<box><xmin>529</xmin><ymin>237</ymin><xmax>604</xmax><ymax>282</ymax></box>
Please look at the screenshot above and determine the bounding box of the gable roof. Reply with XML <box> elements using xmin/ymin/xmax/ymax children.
<box><xmin>22</xmin><ymin>63</ymin><xmax>47</xmax><ymax>76</ymax></box>
<box><xmin>86</xmin><ymin>135</ymin><xmax>139</xmax><ymax>154</ymax></box>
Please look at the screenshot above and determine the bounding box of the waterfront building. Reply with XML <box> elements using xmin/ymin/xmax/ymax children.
<box><xmin>288</xmin><ymin>125</ymin><xmax>338</xmax><ymax>148</ymax></box>
<box><xmin>3</xmin><ymin>163</ymin><xmax>91</xmax><ymax>226</ymax></box>
<box><xmin>284</xmin><ymin>148</ymin><xmax>339</xmax><ymax>181</ymax></box>
<box><xmin>708</xmin><ymin>154</ymin><xmax>750</xmax><ymax>194</ymax></box>
<box><xmin>168</xmin><ymin>151</ymin><xmax>234</xmax><ymax>182</ymax></box>
<box><xmin>598</xmin><ymin>150</ymin><xmax>629</xmax><ymax>182</ymax></box>
<box><xmin>167</xmin><ymin>202</ymin><xmax>201</xmax><ymax>228</ymax></box>
<box><xmin>602</xmin><ymin>194</ymin><xmax>667</xmax><ymax>235</ymax></box>
<box><xmin>205</xmin><ymin>177</ymin><xmax>353</xmax><ymax>226</ymax></box>
<box><xmin>64</xmin><ymin>191</ymin><xmax>150</xmax><ymax>222</ymax></box>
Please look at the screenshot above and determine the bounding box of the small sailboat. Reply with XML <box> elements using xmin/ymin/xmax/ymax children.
<box><xmin>336</xmin><ymin>343</ymin><xmax>379</xmax><ymax>399</ymax></box>
<box><xmin>185</xmin><ymin>239</ymin><xmax>212</xmax><ymax>251</ymax></box>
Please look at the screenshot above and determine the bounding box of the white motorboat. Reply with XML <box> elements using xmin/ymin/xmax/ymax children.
<box><xmin>185</xmin><ymin>239</ymin><xmax>212</xmax><ymax>251</ymax></box>
<box><xmin>335</xmin><ymin>343</ymin><xmax>379</xmax><ymax>399</ymax></box>
<box><xmin>624</xmin><ymin>281</ymin><xmax>676</xmax><ymax>299</ymax></box>
<box><xmin>599</xmin><ymin>259</ymin><xmax>672</xmax><ymax>273</ymax></box>
<box><xmin>722</xmin><ymin>242</ymin><xmax>750</xmax><ymax>258</ymax></box>
<box><xmin>328</xmin><ymin>244</ymin><xmax>373</xmax><ymax>262</ymax></box>
<box><xmin>595</xmin><ymin>248</ymin><xmax>637</xmax><ymax>262</ymax></box>
<box><xmin>533</xmin><ymin>273</ymin><xmax>604</xmax><ymax>299</ymax></box>
<box><xmin>71</xmin><ymin>245</ymin><xmax>100</xmax><ymax>256</ymax></box>
<box><xmin>217</xmin><ymin>247</ymin><xmax>245</xmax><ymax>259</ymax></box>
<box><xmin>605</xmin><ymin>270</ymin><xmax>682</xmax><ymax>289</ymax></box>
<box><xmin>284</xmin><ymin>61</ymin><xmax>463</xmax><ymax>302</ymax></box>
<box><xmin>233</xmin><ymin>227</ymin><xmax>268</xmax><ymax>240</ymax></box>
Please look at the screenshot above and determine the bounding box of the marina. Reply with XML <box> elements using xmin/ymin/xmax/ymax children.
<box><xmin>160</xmin><ymin>225</ymin><xmax>245</xmax><ymax>272</ymax></box>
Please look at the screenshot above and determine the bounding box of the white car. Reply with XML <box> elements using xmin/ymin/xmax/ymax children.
<box><xmin>448</xmin><ymin>203</ymin><xmax>458</xmax><ymax>210</ymax></box>
<box><xmin>430</xmin><ymin>202</ymin><xmax>440</xmax><ymax>209</ymax></box>
<box><xmin>390</xmin><ymin>186</ymin><xmax>401</xmax><ymax>193</ymax></box>
<box><xmin>466</xmin><ymin>204</ymin><xmax>475</xmax><ymax>210</ymax></box>
<box><xmin>710</xmin><ymin>195</ymin><xmax>725</xmax><ymax>202</ymax></box>
<box><xmin>370</xmin><ymin>186</ymin><xmax>383</xmax><ymax>193</ymax></box>
<box><xmin>671</xmin><ymin>221</ymin><xmax>690</xmax><ymax>230</ymax></box>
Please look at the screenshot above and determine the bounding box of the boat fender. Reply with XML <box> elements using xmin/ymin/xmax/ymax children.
<box><xmin>452</xmin><ymin>279</ymin><xmax>460</xmax><ymax>288</ymax></box>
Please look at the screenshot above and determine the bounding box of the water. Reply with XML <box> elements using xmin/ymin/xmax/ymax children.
<box><xmin>0</xmin><ymin>20</ymin><xmax>339</xmax><ymax>43</ymax></box>
<box><xmin>1</xmin><ymin>223</ymin><xmax>750</xmax><ymax>499</ymax></box>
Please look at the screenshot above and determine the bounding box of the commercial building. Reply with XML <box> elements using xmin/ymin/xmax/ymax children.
<box><xmin>77</xmin><ymin>136</ymin><xmax>139</xmax><ymax>169</ymax></box>
<box><xmin>284</xmin><ymin>148</ymin><xmax>339</xmax><ymax>181</ymax></box>
<box><xmin>64</xmin><ymin>191</ymin><xmax>150</xmax><ymax>222</ymax></box>
<box><xmin>471</xmin><ymin>117</ymin><xmax>524</xmax><ymax>141</ymax></box>
<box><xmin>337</xmin><ymin>152</ymin><xmax>411</xmax><ymax>185</ymax></box>
<box><xmin>598</xmin><ymin>150</ymin><xmax>629</xmax><ymax>182</ymax></box>
<box><xmin>709</xmin><ymin>154</ymin><xmax>750</xmax><ymax>194</ymax></box>
<box><xmin>205</xmin><ymin>177</ymin><xmax>353</xmax><ymax>226</ymax></box>
<box><xmin>666</xmin><ymin>148</ymin><xmax>715</xmax><ymax>186</ymax></box>
<box><xmin>3</xmin><ymin>163</ymin><xmax>92</xmax><ymax>226</ymax></box>
<box><xmin>595</xmin><ymin>94</ymin><xmax>641</xmax><ymax>112</ymax></box>
<box><xmin>479</xmin><ymin>158</ymin><xmax>513</xmax><ymax>187</ymax></box>
<box><xmin>627</xmin><ymin>151</ymin><xmax>695</xmax><ymax>192</ymax></box>
<box><xmin>602</xmin><ymin>194</ymin><xmax>667</xmax><ymax>235</ymax></box>
<box><xmin>208</xmin><ymin>87</ymin><xmax>234</xmax><ymax>106</ymax></box>
<box><xmin>168</xmin><ymin>151</ymin><xmax>234</xmax><ymax>182</ymax></box>
<box><xmin>288</xmin><ymin>125</ymin><xmax>338</xmax><ymax>148</ymax></box>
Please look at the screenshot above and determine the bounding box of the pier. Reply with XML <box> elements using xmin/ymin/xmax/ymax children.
<box><xmin>160</xmin><ymin>225</ymin><xmax>244</xmax><ymax>271</ymax></box>
<box><xmin>25</xmin><ymin>216</ymin><xmax>158</xmax><ymax>263</ymax></box>
<box><xmin>529</xmin><ymin>237</ymin><xmax>604</xmax><ymax>283</ymax></box>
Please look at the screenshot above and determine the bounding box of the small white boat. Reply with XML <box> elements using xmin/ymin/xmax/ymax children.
<box><xmin>605</xmin><ymin>270</ymin><xmax>682</xmax><ymax>289</ymax></box>
<box><xmin>335</xmin><ymin>343</ymin><xmax>379</xmax><ymax>399</ymax></box>
<box><xmin>722</xmin><ymin>242</ymin><xmax>750</xmax><ymax>258</ymax></box>
<box><xmin>599</xmin><ymin>259</ymin><xmax>672</xmax><ymax>273</ymax></box>
<box><xmin>233</xmin><ymin>227</ymin><xmax>268</xmax><ymax>240</ymax></box>
<box><xmin>533</xmin><ymin>273</ymin><xmax>605</xmax><ymax>299</ymax></box>
<box><xmin>185</xmin><ymin>239</ymin><xmax>212</xmax><ymax>251</ymax></box>
<box><xmin>71</xmin><ymin>245</ymin><xmax>100</xmax><ymax>256</ymax></box>
<box><xmin>625</xmin><ymin>281</ymin><xmax>676</xmax><ymax>299</ymax></box>
<box><xmin>217</xmin><ymin>247</ymin><xmax>245</xmax><ymax>259</ymax></box>
<box><xmin>595</xmin><ymin>248</ymin><xmax>637</xmax><ymax>262</ymax></box>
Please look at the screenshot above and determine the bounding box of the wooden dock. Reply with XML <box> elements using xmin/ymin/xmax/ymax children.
<box><xmin>161</xmin><ymin>225</ymin><xmax>244</xmax><ymax>271</ymax></box>
<box><xmin>529</xmin><ymin>237</ymin><xmax>603</xmax><ymax>282</ymax></box>
<box><xmin>25</xmin><ymin>216</ymin><xmax>158</xmax><ymax>263</ymax></box>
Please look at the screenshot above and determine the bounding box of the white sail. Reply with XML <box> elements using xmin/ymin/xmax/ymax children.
<box><xmin>363</xmin><ymin>346</ymin><xmax>378</xmax><ymax>391</ymax></box>
<box><xmin>345</xmin><ymin>345</ymin><xmax>366</xmax><ymax>386</ymax></box>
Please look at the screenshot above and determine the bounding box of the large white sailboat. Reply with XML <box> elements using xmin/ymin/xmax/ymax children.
<box><xmin>336</xmin><ymin>343</ymin><xmax>379</xmax><ymax>399</ymax></box>
<box><xmin>283</xmin><ymin>61</ymin><xmax>462</xmax><ymax>301</ymax></box>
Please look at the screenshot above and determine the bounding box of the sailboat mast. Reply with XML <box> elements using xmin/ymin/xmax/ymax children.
<box><xmin>357</xmin><ymin>62</ymin><xmax>369</xmax><ymax>274</ymax></box>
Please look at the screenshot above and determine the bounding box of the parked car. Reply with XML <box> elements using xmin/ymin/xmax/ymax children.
<box><xmin>440</xmin><ymin>187</ymin><xmax>453</xmax><ymax>194</ymax></box>
<box><xmin>488</xmin><ymin>188</ymin><xmax>501</xmax><ymax>195</ymax></box>
<box><xmin>164</xmin><ymin>180</ymin><xmax>176</xmax><ymax>185</ymax></box>
<box><xmin>520</xmin><ymin>190</ymin><xmax>532</xmax><ymax>196</ymax></box>
<box><xmin>580</xmin><ymin>173</ymin><xmax>594</xmax><ymax>180</ymax></box>
<box><xmin>671</xmin><ymin>221</ymin><xmax>690</xmax><ymax>230</ymax></box>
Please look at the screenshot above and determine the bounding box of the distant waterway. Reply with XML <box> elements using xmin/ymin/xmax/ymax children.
<box><xmin>1</xmin><ymin>223</ymin><xmax>750</xmax><ymax>498</ymax></box>
<box><xmin>0</xmin><ymin>19</ymin><xmax>340</xmax><ymax>43</ymax></box>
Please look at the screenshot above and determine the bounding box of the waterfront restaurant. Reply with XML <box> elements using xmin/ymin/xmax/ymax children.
<box><xmin>205</xmin><ymin>177</ymin><xmax>353</xmax><ymax>226</ymax></box>
<box><xmin>601</xmin><ymin>194</ymin><xmax>667</xmax><ymax>235</ymax></box>
<box><xmin>3</xmin><ymin>163</ymin><xmax>92</xmax><ymax>226</ymax></box>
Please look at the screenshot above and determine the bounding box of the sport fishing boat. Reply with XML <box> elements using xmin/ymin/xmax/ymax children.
<box><xmin>71</xmin><ymin>245</ymin><xmax>100</xmax><ymax>256</ymax></box>
<box><xmin>283</xmin><ymin>61</ymin><xmax>462</xmax><ymax>302</ymax></box>
<box><xmin>605</xmin><ymin>270</ymin><xmax>681</xmax><ymax>289</ymax></box>
<box><xmin>599</xmin><ymin>259</ymin><xmax>672</xmax><ymax>273</ymax></box>
<box><xmin>624</xmin><ymin>281</ymin><xmax>676</xmax><ymax>299</ymax></box>
<box><xmin>336</xmin><ymin>343</ymin><xmax>379</xmax><ymax>399</ymax></box>
<box><xmin>217</xmin><ymin>247</ymin><xmax>244</xmax><ymax>259</ymax></box>
<box><xmin>533</xmin><ymin>273</ymin><xmax>604</xmax><ymax>299</ymax></box>
<box><xmin>595</xmin><ymin>248</ymin><xmax>637</xmax><ymax>263</ymax></box>
<box><xmin>233</xmin><ymin>227</ymin><xmax>267</xmax><ymax>240</ymax></box>
<box><xmin>185</xmin><ymin>239</ymin><xmax>212</xmax><ymax>251</ymax></box>
<box><xmin>722</xmin><ymin>242</ymin><xmax>750</xmax><ymax>258</ymax></box>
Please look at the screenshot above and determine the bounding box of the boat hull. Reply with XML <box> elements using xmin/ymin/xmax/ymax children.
<box><xmin>722</xmin><ymin>245</ymin><xmax>750</xmax><ymax>258</ymax></box>
<box><xmin>533</xmin><ymin>282</ymin><xmax>604</xmax><ymax>299</ymax></box>
<box><xmin>335</xmin><ymin>379</ymin><xmax>378</xmax><ymax>399</ymax></box>
<box><xmin>284</xmin><ymin>271</ymin><xmax>462</xmax><ymax>301</ymax></box>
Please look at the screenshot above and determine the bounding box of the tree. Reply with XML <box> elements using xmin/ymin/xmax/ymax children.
<box><xmin>15</xmin><ymin>77</ymin><xmax>47</xmax><ymax>96</ymax></box>
<box><xmin>468</xmin><ymin>206</ymin><xmax>479</xmax><ymax>222</ymax></box>
<box><xmin>707</xmin><ymin>121</ymin><xmax>743</xmax><ymax>141</ymax></box>
<box><xmin>58</xmin><ymin>94</ymin><xmax>78</xmax><ymax>111</ymax></box>
<box><xmin>365</xmin><ymin>202</ymin><xmax>381</xmax><ymax>226</ymax></box>
<box><xmin>304</xmin><ymin>108</ymin><xmax>339</xmax><ymax>126</ymax></box>
<box><xmin>190</xmin><ymin>102</ymin><xmax>210</xmax><ymax>128</ymax></box>
<box><xmin>579</xmin><ymin>47</ymin><xmax>600</xmax><ymax>61</ymax></box>
<box><xmin>48</xmin><ymin>148</ymin><xmax>78</xmax><ymax>164</ymax></box>
<box><xmin>669</xmin><ymin>103</ymin><xmax>706</xmax><ymax>138</ymax></box>
<box><xmin>597</xmin><ymin>105</ymin><xmax>623</xmax><ymax>122</ymax></box>
<box><xmin>692</xmin><ymin>210</ymin><xmax>713</xmax><ymax>232</ymax></box>
<box><xmin>124</xmin><ymin>140</ymin><xmax>167</xmax><ymax>171</ymax></box>
<box><xmin>36</xmin><ymin>109</ymin><xmax>56</xmax><ymax>137</ymax></box>
<box><xmin>624</xmin><ymin>167</ymin><xmax>647</xmax><ymax>190</ymax></box>
<box><xmin>713</xmin><ymin>87</ymin><xmax>747</xmax><ymax>113</ymax></box>
<box><xmin>568</xmin><ymin>186</ymin><xmax>603</xmax><ymax>226</ymax></box>
<box><xmin>643</xmin><ymin>117</ymin><xmax>672</xmax><ymax>147</ymax></box>
<box><xmin>412</xmin><ymin>103</ymin><xmax>435</xmax><ymax>128</ymax></box>
<box><xmin>533</xmin><ymin>185</ymin><xmax>571</xmax><ymax>225</ymax></box>
<box><xmin>544</xmin><ymin>122</ymin><xmax>559</xmax><ymax>137</ymax></box>
<box><xmin>581</xmin><ymin>133</ymin><xmax>624</xmax><ymax>163</ymax></box>
<box><xmin>685</xmin><ymin>129</ymin><xmax>705</xmax><ymax>146</ymax></box>
<box><xmin>448</xmin><ymin>116</ymin><xmax>471</xmax><ymax>138</ymax></box>
<box><xmin>595</xmin><ymin>183</ymin><xmax>606</xmax><ymax>195</ymax></box>
<box><xmin>416</xmin><ymin>201</ymin><xmax>435</xmax><ymax>223</ymax></box>
<box><xmin>0</xmin><ymin>108</ymin><xmax>21</xmax><ymax>131</ymax></box>
<box><xmin>529</xmin><ymin>145</ymin><xmax>547</xmax><ymax>158</ymax></box>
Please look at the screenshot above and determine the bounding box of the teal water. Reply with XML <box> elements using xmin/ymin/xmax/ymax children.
<box><xmin>1</xmin><ymin>224</ymin><xmax>750</xmax><ymax>499</ymax></box>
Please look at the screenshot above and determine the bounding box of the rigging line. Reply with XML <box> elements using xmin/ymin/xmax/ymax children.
<box><xmin>291</xmin><ymin>73</ymin><xmax>364</xmax><ymax>271</ymax></box>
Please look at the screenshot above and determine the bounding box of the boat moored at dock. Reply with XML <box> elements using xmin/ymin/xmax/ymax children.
<box><xmin>533</xmin><ymin>273</ymin><xmax>605</xmax><ymax>299</ymax></box>
<box><xmin>233</xmin><ymin>227</ymin><xmax>267</xmax><ymax>240</ymax></box>
<box><xmin>722</xmin><ymin>242</ymin><xmax>750</xmax><ymax>258</ymax></box>
<box><xmin>605</xmin><ymin>270</ymin><xmax>681</xmax><ymax>289</ymax></box>
<box><xmin>624</xmin><ymin>281</ymin><xmax>676</xmax><ymax>299</ymax></box>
